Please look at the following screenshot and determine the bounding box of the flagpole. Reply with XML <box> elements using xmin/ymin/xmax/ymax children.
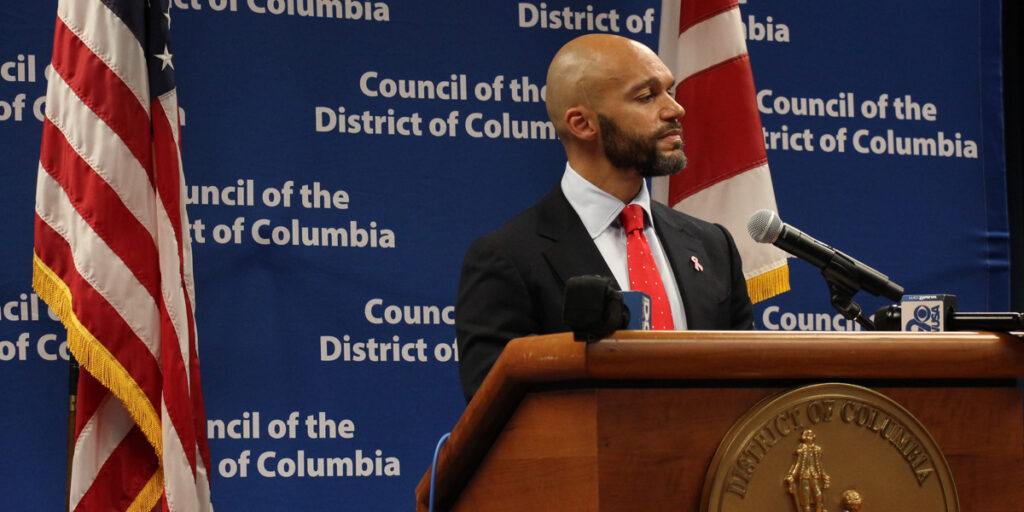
<box><xmin>66</xmin><ymin>355</ymin><xmax>78</xmax><ymax>512</ymax></box>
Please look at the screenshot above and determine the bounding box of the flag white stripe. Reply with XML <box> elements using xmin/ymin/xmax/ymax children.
<box><xmin>672</xmin><ymin>164</ymin><xmax>789</xmax><ymax>278</ymax></box>
<box><xmin>162</xmin><ymin>400</ymin><xmax>200</xmax><ymax>512</ymax></box>
<box><xmin>657</xmin><ymin>0</ymin><xmax>681</xmax><ymax>83</ymax></box>
<box><xmin>35</xmin><ymin>168</ymin><xmax>162</xmax><ymax>362</ymax></box>
<box><xmin>157</xmin><ymin>92</ymin><xmax>198</xmax><ymax>312</ymax></box>
<box><xmin>44</xmin><ymin>70</ymin><xmax>158</xmax><ymax>241</ymax></box>
<box><xmin>160</xmin><ymin>91</ymin><xmax>181</xmax><ymax>147</ymax></box>
<box><xmin>57</xmin><ymin>0</ymin><xmax>150</xmax><ymax>114</ymax></box>
<box><xmin>675</xmin><ymin>7</ymin><xmax>747</xmax><ymax>82</ymax></box>
<box><xmin>155</xmin><ymin>92</ymin><xmax>193</xmax><ymax>379</ymax></box>
<box><xmin>68</xmin><ymin>395</ymin><xmax>135</xmax><ymax>511</ymax></box>
<box><xmin>182</xmin><ymin>200</ymin><xmax>198</xmax><ymax>314</ymax></box>
<box><xmin>651</xmin><ymin>175</ymin><xmax>670</xmax><ymax>204</ymax></box>
<box><xmin>168</xmin><ymin>109</ymin><xmax>199</xmax><ymax>314</ymax></box>
<box><xmin>157</xmin><ymin>200</ymin><xmax>191</xmax><ymax>378</ymax></box>
<box><xmin>194</xmin><ymin>444</ymin><xmax>213</xmax><ymax>512</ymax></box>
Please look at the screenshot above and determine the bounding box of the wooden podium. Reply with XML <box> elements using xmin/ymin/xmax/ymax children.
<box><xmin>416</xmin><ymin>331</ymin><xmax>1024</xmax><ymax>511</ymax></box>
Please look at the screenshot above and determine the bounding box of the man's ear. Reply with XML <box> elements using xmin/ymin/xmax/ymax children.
<box><xmin>564</xmin><ymin>106</ymin><xmax>598</xmax><ymax>141</ymax></box>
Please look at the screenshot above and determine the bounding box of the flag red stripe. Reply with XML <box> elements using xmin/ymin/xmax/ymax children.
<box><xmin>152</xmin><ymin>103</ymin><xmax>184</xmax><ymax>244</ymax></box>
<box><xmin>151</xmin><ymin>101</ymin><xmax>200</xmax><ymax>475</ymax></box>
<box><xmin>160</xmin><ymin>310</ymin><xmax>198</xmax><ymax>475</ymax></box>
<box><xmin>34</xmin><ymin>217</ymin><xmax>162</xmax><ymax>407</ymax></box>
<box><xmin>679</xmin><ymin>0</ymin><xmax>738</xmax><ymax>33</ymax></box>
<box><xmin>179</xmin><ymin>210</ymin><xmax>210</xmax><ymax>478</ymax></box>
<box><xmin>185</xmin><ymin>283</ymin><xmax>212</xmax><ymax>478</ymax></box>
<box><xmin>51</xmin><ymin>18</ymin><xmax>154</xmax><ymax>185</ymax></box>
<box><xmin>73</xmin><ymin>426</ymin><xmax>158</xmax><ymax>512</ymax></box>
<box><xmin>159</xmin><ymin>322</ymin><xmax>199</xmax><ymax>483</ymax></box>
<box><xmin>40</xmin><ymin>119</ymin><xmax>163</xmax><ymax>303</ymax></box>
<box><xmin>670</xmin><ymin>55</ymin><xmax>768</xmax><ymax>204</ymax></box>
<box><xmin>74</xmin><ymin>371</ymin><xmax>108</xmax><ymax>437</ymax></box>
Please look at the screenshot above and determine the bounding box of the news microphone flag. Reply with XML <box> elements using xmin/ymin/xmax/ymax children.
<box><xmin>622</xmin><ymin>291</ymin><xmax>652</xmax><ymax>330</ymax></box>
<box><xmin>654</xmin><ymin>0</ymin><xmax>790</xmax><ymax>302</ymax></box>
<box><xmin>32</xmin><ymin>1</ymin><xmax>213</xmax><ymax>511</ymax></box>
<box><xmin>900</xmin><ymin>294</ymin><xmax>959</xmax><ymax>332</ymax></box>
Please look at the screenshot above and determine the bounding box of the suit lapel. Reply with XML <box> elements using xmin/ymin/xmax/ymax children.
<box><xmin>652</xmin><ymin>204</ymin><xmax>711</xmax><ymax>324</ymax></box>
<box><xmin>535</xmin><ymin>187</ymin><xmax>617</xmax><ymax>287</ymax></box>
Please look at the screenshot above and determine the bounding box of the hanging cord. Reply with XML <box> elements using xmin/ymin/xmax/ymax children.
<box><xmin>428</xmin><ymin>432</ymin><xmax>451</xmax><ymax>512</ymax></box>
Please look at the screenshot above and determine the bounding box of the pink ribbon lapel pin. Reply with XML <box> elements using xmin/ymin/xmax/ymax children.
<box><xmin>691</xmin><ymin>255</ymin><xmax>704</xmax><ymax>272</ymax></box>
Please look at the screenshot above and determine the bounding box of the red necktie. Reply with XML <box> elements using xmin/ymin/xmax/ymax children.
<box><xmin>620</xmin><ymin>204</ymin><xmax>674</xmax><ymax>330</ymax></box>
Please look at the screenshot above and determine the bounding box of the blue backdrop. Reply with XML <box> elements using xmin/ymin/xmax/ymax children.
<box><xmin>0</xmin><ymin>0</ymin><xmax>1005</xmax><ymax>509</ymax></box>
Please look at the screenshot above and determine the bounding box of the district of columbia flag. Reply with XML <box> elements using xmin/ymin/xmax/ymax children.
<box><xmin>653</xmin><ymin>0</ymin><xmax>790</xmax><ymax>302</ymax></box>
<box><xmin>32</xmin><ymin>0</ymin><xmax>214</xmax><ymax>510</ymax></box>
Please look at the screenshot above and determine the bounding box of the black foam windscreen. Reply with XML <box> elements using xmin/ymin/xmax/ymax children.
<box><xmin>563</xmin><ymin>275</ymin><xmax>627</xmax><ymax>342</ymax></box>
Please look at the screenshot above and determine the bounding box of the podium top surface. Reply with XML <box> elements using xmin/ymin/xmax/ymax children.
<box><xmin>495</xmin><ymin>330</ymin><xmax>1024</xmax><ymax>382</ymax></box>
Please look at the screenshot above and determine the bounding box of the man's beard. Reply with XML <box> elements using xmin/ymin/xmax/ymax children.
<box><xmin>598</xmin><ymin>114</ymin><xmax>687</xmax><ymax>177</ymax></box>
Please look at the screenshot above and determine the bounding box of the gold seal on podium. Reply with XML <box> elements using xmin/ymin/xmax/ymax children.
<box><xmin>702</xmin><ymin>383</ymin><xmax>959</xmax><ymax>512</ymax></box>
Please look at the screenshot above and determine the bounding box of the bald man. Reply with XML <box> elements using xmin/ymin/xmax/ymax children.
<box><xmin>456</xmin><ymin>34</ymin><xmax>753</xmax><ymax>402</ymax></box>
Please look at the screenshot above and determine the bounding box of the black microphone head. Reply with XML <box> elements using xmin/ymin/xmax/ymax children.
<box><xmin>873</xmin><ymin>304</ymin><xmax>902</xmax><ymax>331</ymax></box>
<box><xmin>747</xmin><ymin>209</ymin><xmax>783</xmax><ymax>244</ymax></box>
<box><xmin>563</xmin><ymin>275</ymin><xmax>624</xmax><ymax>342</ymax></box>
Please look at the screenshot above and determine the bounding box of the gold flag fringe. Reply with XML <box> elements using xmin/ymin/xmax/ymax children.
<box><xmin>126</xmin><ymin>468</ymin><xmax>163</xmax><ymax>512</ymax></box>
<box><xmin>746</xmin><ymin>264</ymin><xmax>790</xmax><ymax>303</ymax></box>
<box><xmin>32</xmin><ymin>253</ymin><xmax>164</xmax><ymax>460</ymax></box>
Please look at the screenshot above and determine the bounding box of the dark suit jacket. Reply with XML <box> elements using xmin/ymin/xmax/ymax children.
<box><xmin>456</xmin><ymin>185</ymin><xmax>753</xmax><ymax>401</ymax></box>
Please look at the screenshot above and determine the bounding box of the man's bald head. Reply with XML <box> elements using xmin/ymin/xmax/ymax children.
<box><xmin>542</xmin><ymin>34</ymin><xmax>687</xmax><ymax>191</ymax></box>
<box><xmin>545</xmin><ymin>34</ymin><xmax>664</xmax><ymax>138</ymax></box>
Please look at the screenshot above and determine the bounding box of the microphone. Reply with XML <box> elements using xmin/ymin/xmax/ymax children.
<box><xmin>747</xmin><ymin>210</ymin><xmax>904</xmax><ymax>301</ymax></box>
<box><xmin>562</xmin><ymin>275</ymin><xmax>650</xmax><ymax>342</ymax></box>
<box><xmin>874</xmin><ymin>295</ymin><xmax>1024</xmax><ymax>332</ymax></box>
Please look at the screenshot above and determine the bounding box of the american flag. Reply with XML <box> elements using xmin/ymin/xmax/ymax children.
<box><xmin>654</xmin><ymin>0</ymin><xmax>790</xmax><ymax>302</ymax></box>
<box><xmin>32</xmin><ymin>0</ymin><xmax>213</xmax><ymax>510</ymax></box>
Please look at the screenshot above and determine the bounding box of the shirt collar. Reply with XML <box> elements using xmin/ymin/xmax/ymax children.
<box><xmin>560</xmin><ymin>162</ymin><xmax>652</xmax><ymax>239</ymax></box>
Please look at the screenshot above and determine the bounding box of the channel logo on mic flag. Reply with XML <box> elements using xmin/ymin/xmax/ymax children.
<box><xmin>900</xmin><ymin>294</ymin><xmax>958</xmax><ymax>331</ymax></box>
<box><xmin>622</xmin><ymin>291</ymin><xmax>651</xmax><ymax>330</ymax></box>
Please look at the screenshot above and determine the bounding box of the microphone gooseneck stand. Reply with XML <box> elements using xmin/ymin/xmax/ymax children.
<box><xmin>819</xmin><ymin>251</ymin><xmax>880</xmax><ymax>331</ymax></box>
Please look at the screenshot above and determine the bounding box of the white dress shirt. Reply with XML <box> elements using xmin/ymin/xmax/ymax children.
<box><xmin>560</xmin><ymin>163</ymin><xmax>687</xmax><ymax>329</ymax></box>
